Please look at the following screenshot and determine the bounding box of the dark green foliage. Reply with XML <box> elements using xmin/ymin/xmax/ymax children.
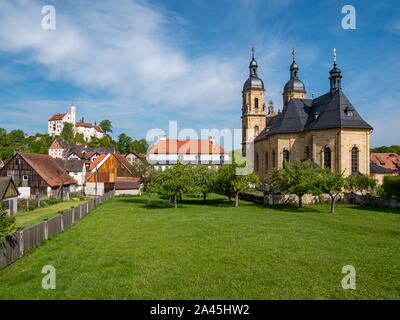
<box><xmin>382</xmin><ymin>176</ymin><xmax>400</xmax><ymax>200</ymax></box>
<box><xmin>117</xmin><ymin>134</ymin><xmax>149</xmax><ymax>154</ymax></box>
<box><xmin>61</xmin><ymin>123</ymin><xmax>74</xmax><ymax>142</ymax></box>
<box><xmin>371</xmin><ymin>145</ymin><xmax>400</xmax><ymax>154</ymax></box>
<box><xmin>0</xmin><ymin>204</ymin><xmax>16</xmax><ymax>240</ymax></box>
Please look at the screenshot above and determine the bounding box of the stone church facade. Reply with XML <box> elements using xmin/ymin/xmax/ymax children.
<box><xmin>242</xmin><ymin>48</ymin><xmax>373</xmax><ymax>182</ymax></box>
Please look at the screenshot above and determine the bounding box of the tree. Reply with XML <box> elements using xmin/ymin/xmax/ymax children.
<box><xmin>117</xmin><ymin>133</ymin><xmax>132</xmax><ymax>154</ymax></box>
<box><xmin>192</xmin><ymin>165</ymin><xmax>217</xmax><ymax>204</ymax></box>
<box><xmin>0</xmin><ymin>205</ymin><xmax>16</xmax><ymax>241</ymax></box>
<box><xmin>216</xmin><ymin>157</ymin><xmax>259</xmax><ymax>207</ymax></box>
<box><xmin>61</xmin><ymin>123</ymin><xmax>74</xmax><ymax>142</ymax></box>
<box><xmin>131</xmin><ymin>158</ymin><xmax>158</xmax><ymax>206</ymax></box>
<box><xmin>267</xmin><ymin>160</ymin><xmax>317</xmax><ymax>207</ymax></box>
<box><xmin>99</xmin><ymin>120</ymin><xmax>113</xmax><ymax>134</ymax></box>
<box><xmin>346</xmin><ymin>174</ymin><xmax>377</xmax><ymax>201</ymax></box>
<box><xmin>315</xmin><ymin>169</ymin><xmax>346</xmax><ymax>214</ymax></box>
<box><xmin>131</xmin><ymin>138</ymin><xmax>149</xmax><ymax>154</ymax></box>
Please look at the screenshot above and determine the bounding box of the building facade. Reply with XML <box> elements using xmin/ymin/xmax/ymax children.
<box><xmin>243</xmin><ymin>48</ymin><xmax>373</xmax><ymax>182</ymax></box>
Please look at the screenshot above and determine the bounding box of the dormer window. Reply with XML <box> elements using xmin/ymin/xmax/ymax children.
<box><xmin>313</xmin><ymin>112</ymin><xmax>320</xmax><ymax>120</ymax></box>
<box><xmin>345</xmin><ymin>107</ymin><xmax>354</xmax><ymax>117</ymax></box>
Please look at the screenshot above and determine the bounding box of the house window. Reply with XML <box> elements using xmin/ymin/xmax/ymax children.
<box><xmin>324</xmin><ymin>147</ymin><xmax>331</xmax><ymax>169</ymax></box>
<box><xmin>23</xmin><ymin>175</ymin><xmax>28</xmax><ymax>181</ymax></box>
<box><xmin>265</xmin><ymin>152</ymin><xmax>268</xmax><ymax>170</ymax></box>
<box><xmin>255</xmin><ymin>98</ymin><xmax>259</xmax><ymax>110</ymax></box>
<box><xmin>351</xmin><ymin>147</ymin><xmax>359</xmax><ymax>174</ymax></box>
<box><xmin>283</xmin><ymin>149</ymin><xmax>289</xmax><ymax>168</ymax></box>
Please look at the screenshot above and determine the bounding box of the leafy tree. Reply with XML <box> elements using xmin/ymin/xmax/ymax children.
<box><xmin>0</xmin><ymin>204</ymin><xmax>16</xmax><ymax>241</ymax></box>
<box><xmin>315</xmin><ymin>169</ymin><xmax>346</xmax><ymax>214</ymax></box>
<box><xmin>99</xmin><ymin>119</ymin><xmax>113</xmax><ymax>134</ymax></box>
<box><xmin>61</xmin><ymin>123</ymin><xmax>74</xmax><ymax>142</ymax></box>
<box><xmin>381</xmin><ymin>176</ymin><xmax>400</xmax><ymax>200</ymax></box>
<box><xmin>216</xmin><ymin>157</ymin><xmax>259</xmax><ymax>207</ymax></box>
<box><xmin>117</xmin><ymin>133</ymin><xmax>132</xmax><ymax>154</ymax></box>
<box><xmin>8</xmin><ymin>130</ymin><xmax>25</xmax><ymax>145</ymax></box>
<box><xmin>267</xmin><ymin>160</ymin><xmax>317</xmax><ymax>207</ymax></box>
<box><xmin>131</xmin><ymin>158</ymin><xmax>158</xmax><ymax>206</ymax></box>
<box><xmin>192</xmin><ymin>165</ymin><xmax>217</xmax><ymax>204</ymax></box>
<box><xmin>346</xmin><ymin>174</ymin><xmax>377</xmax><ymax>195</ymax></box>
<box><xmin>131</xmin><ymin>138</ymin><xmax>149</xmax><ymax>154</ymax></box>
<box><xmin>370</xmin><ymin>145</ymin><xmax>400</xmax><ymax>154</ymax></box>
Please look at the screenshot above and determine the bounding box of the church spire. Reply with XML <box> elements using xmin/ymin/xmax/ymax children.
<box><xmin>329</xmin><ymin>48</ymin><xmax>342</xmax><ymax>92</ymax></box>
<box><xmin>290</xmin><ymin>47</ymin><xmax>299</xmax><ymax>79</ymax></box>
<box><xmin>249</xmin><ymin>44</ymin><xmax>258</xmax><ymax>76</ymax></box>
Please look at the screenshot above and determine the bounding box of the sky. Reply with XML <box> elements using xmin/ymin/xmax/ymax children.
<box><xmin>0</xmin><ymin>0</ymin><xmax>399</xmax><ymax>150</ymax></box>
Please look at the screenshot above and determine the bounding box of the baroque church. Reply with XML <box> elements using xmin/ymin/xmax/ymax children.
<box><xmin>241</xmin><ymin>47</ymin><xmax>373</xmax><ymax>182</ymax></box>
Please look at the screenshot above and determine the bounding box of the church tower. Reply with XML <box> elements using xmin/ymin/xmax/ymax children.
<box><xmin>241</xmin><ymin>45</ymin><xmax>266</xmax><ymax>157</ymax></box>
<box><xmin>283</xmin><ymin>48</ymin><xmax>306</xmax><ymax>109</ymax></box>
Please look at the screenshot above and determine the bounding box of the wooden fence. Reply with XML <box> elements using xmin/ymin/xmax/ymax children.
<box><xmin>0</xmin><ymin>191</ymin><xmax>115</xmax><ymax>269</ymax></box>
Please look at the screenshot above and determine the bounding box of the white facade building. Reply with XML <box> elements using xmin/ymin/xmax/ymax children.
<box><xmin>48</xmin><ymin>103</ymin><xmax>104</xmax><ymax>141</ymax></box>
<box><xmin>147</xmin><ymin>136</ymin><xmax>230</xmax><ymax>171</ymax></box>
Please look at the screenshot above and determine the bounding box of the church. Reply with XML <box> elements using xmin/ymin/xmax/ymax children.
<box><xmin>241</xmin><ymin>47</ymin><xmax>373</xmax><ymax>182</ymax></box>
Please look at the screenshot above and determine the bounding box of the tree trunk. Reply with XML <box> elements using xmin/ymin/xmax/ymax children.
<box><xmin>168</xmin><ymin>196</ymin><xmax>171</xmax><ymax>206</ymax></box>
<box><xmin>235</xmin><ymin>192</ymin><xmax>239</xmax><ymax>207</ymax></box>
<box><xmin>180</xmin><ymin>192</ymin><xmax>183</xmax><ymax>201</ymax></box>
<box><xmin>203</xmin><ymin>192</ymin><xmax>206</xmax><ymax>204</ymax></box>
<box><xmin>147</xmin><ymin>193</ymin><xmax>151</xmax><ymax>206</ymax></box>
<box><xmin>228</xmin><ymin>193</ymin><xmax>231</xmax><ymax>202</ymax></box>
<box><xmin>174</xmin><ymin>193</ymin><xmax>177</xmax><ymax>209</ymax></box>
<box><xmin>330</xmin><ymin>197</ymin><xmax>335</xmax><ymax>214</ymax></box>
<box><xmin>298</xmin><ymin>195</ymin><xmax>303</xmax><ymax>208</ymax></box>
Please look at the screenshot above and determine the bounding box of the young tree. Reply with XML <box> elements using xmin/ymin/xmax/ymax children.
<box><xmin>99</xmin><ymin>120</ymin><xmax>113</xmax><ymax>134</ymax></box>
<box><xmin>346</xmin><ymin>174</ymin><xmax>377</xmax><ymax>195</ymax></box>
<box><xmin>131</xmin><ymin>158</ymin><xmax>158</xmax><ymax>206</ymax></box>
<box><xmin>0</xmin><ymin>205</ymin><xmax>16</xmax><ymax>241</ymax></box>
<box><xmin>192</xmin><ymin>165</ymin><xmax>217</xmax><ymax>204</ymax></box>
<box><xmin>267</xmin><ymin>160</ymin><xmax>317</xmax><ymax>207</ymax></box>
<box><xmin>61</xmin><ymin>123</ymin><xmax>74</xmax><ymax>142</ymax></box>
<box><xmin>315</xmin><ymin>169</ymin><xmax>346</xmax><ymax>214</ymax></box>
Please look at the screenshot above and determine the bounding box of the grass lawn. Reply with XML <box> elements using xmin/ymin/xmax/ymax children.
<box><xmin>14</xmin><ymin>200</ymin><xmax>87</xmax><ymax>228</ymax></box>
<box><xmin>0</xmin><ymin>194</ymin><xmax>399</xmax><ymax>299</ymax></box>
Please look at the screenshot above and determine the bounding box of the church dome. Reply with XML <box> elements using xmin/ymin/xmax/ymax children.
<box><xmin>243</xmin><ymin>76</ymin><xmax>264</xmax><ymax>90</ymax></box>
<box><xmin>284</xmin><ymin>78</ymin><xmax>305</xmax><ymax>92</ymax></box>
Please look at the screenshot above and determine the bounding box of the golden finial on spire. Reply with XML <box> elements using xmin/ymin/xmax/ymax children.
<box><xmin>292</xmin><ymin>47</ymin><xmax>295</xmax><ymax>61</ymax></box>
<box><xmin>333</xmin><ymin>48</ymin><xmax>337</xmax><ymax>65</ymax></box>
<box><xmin>251</xmin><ymin>43</ymin><xmax>255</xmax><ymax>58</ymax></box>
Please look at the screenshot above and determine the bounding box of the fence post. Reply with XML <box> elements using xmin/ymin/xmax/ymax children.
<box><xmin>71</xmin><ymin>208</ymin><xmax>75</xmax><ymax>224</ymax></box>
<box><xmin>60</xmin><ymin>213</ymin><xmax>64</xmax><ymax>231</ymax></box>
<box><xmin>80</xmin><ymin>205</ymin><xmax>82</xmax><ymax>219</ymax></box>
<box><xmin>43</xmin><ymin>219</ymin><xmax>49</xmax><ymax>240</ymax></box>
<box><xmin>18</xmin><ymin>228</ymin><xmax>24</xmax><ymax>258</ymax></box>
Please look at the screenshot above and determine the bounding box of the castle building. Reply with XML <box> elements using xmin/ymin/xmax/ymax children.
<box><xmin>48</xmin><ymin>103</ymin><xmax>104</xmax><ymax>141</ymax></box>
<box><xmin>243</xmin><ymin>48</ymin><xmax>373</xmax><ymax>182</ymax></box>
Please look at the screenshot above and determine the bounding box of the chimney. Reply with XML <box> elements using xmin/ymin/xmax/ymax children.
<box><xmin>14</xmin><ymin>149</ymin><xmax>19</xmax><ymax>156</ymax></box>
<box><xmin>159</xmin><ymin>135</ymin><xmax>167</xmax><ymax>141</ymax></box>
<box><xmin>267</xmin><ymin>100</ymin><xmax>275</xmax><ymax>117</ymax></box>
<box><xmin>312</xmin><ymin>92</ymin><xmax>315</xmax><ymax>99</ymax></box>
<box><xmin>208</xmin><ymin>136</ymin><xmax>216</xmax><ymax>145</ymax></box>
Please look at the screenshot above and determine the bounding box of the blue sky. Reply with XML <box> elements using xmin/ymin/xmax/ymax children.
<box><xmin>0</xmin><ymin>0</ymin><xmax>399</xmax><ymax>150</ymax></box>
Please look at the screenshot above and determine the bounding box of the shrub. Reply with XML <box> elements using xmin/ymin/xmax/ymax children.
<box><xmin>382</xmin><ymin>176</ymin><xmax>400</xmax><ymax>200</ymax></box>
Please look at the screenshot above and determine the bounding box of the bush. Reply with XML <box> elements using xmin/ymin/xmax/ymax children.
<box><xmin>382</xmin><ymin>176</ymin><xmax>400</xmax><ymax>200</ymax></box>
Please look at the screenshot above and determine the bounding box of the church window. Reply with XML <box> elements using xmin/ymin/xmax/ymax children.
<box><xmin>283</xmin><ymin>149</ymin><xmax>289</xmax><ymax>168</ymax></box>
<box><xmin>351</xmin><ymin>147</ymin><xmax>359</xmax><ymax>174</ymax></box>
<box><xmin>255</xmin><ymin>98</ymin><xmax>259</xmax><ymax>110</ymax></box>
<box><xmin>254</xmin><ymin>125</ymin><xmax>259</xmax><ymax>136</ymax></box>
<box><xmin>305</xmin><ymin>147</ymin><xmax>311</xmax><ymax>160</ymax></box>
<box><xmin>324</xmin><ymin>147</ymin><xmax>331</xmax><ymax>169</ymax></box>
<box><xmin>265</xmin><ymin>152</ymin><xmax>268</xmax><ymax>170</ymax></box>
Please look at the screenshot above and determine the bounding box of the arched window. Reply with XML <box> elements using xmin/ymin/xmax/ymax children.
<box><xmin>283</xmin><ymin>149</ymin><xmax>289</xmax><ymax>168</ymax></box>
<box><xmin>305</xmin><ymin>146</ymin><xmax>311</xmax><ymax>160</ymax></box>
<box><xmin>324</xmin><ymin>147</ymin><xmax>331</xmax><ymax>169</ymax></box>
<box><xmin>255</xmin><ymin>153</ymin><xmax>259</xmax><ymax>171</ymax></box>
<box><xmin>254</xmin><ymin>125</ymin><xmax>259</xmax><ymax>136</ymax></box>
<box><xmin>255</xmin><ymin>98</ymin><xmax>259</xmax><ymax>110</ymax></box>
<box><xmin>272</xmin><ymin>150</ymin><xmax>276</xmax><ymax>168</ymax></box>
<box><xmin>351</xmin><ymin>147</ymin><xmax>358</xmax><ymax>174</ymax></box>
<box><xmin>265</xmin><ymin>152</ymin><xmax>269</xmax><ymax>170</ymax></box>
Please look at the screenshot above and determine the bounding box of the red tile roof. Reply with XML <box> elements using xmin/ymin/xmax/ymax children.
<box><xmin>149</xmin><ymin>139</ymin><xmax>226</xmax><ymax>155</ymax></box>
<box><xmin>88</xmin><ymin>153</ymin><xmax>108</xmax><ymax>171</ymax></box>
<box><xmin>75</xmin><ymin>122</ymin><xmax>103</xmax><ymax>133</ymax></box>
<box><xmin>20</xmin><ymin>153</ymin><xmax>76</xmax><ymax>187</ymax></box>
<box><xmin>48</xmin><ymin>113</ymin><xmax>67</xmax><ymax>121</ymax></box>
<box><xmin>370</xmin><ymin>153</ymin><xmax>400</xmax><ymax>172</ymax></box>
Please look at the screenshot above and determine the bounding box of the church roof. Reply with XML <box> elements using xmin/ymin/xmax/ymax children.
<box><xmin>255</xmin><ymin>89</ymin><xmax>372</xmax><ymax>141</ymax></box>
